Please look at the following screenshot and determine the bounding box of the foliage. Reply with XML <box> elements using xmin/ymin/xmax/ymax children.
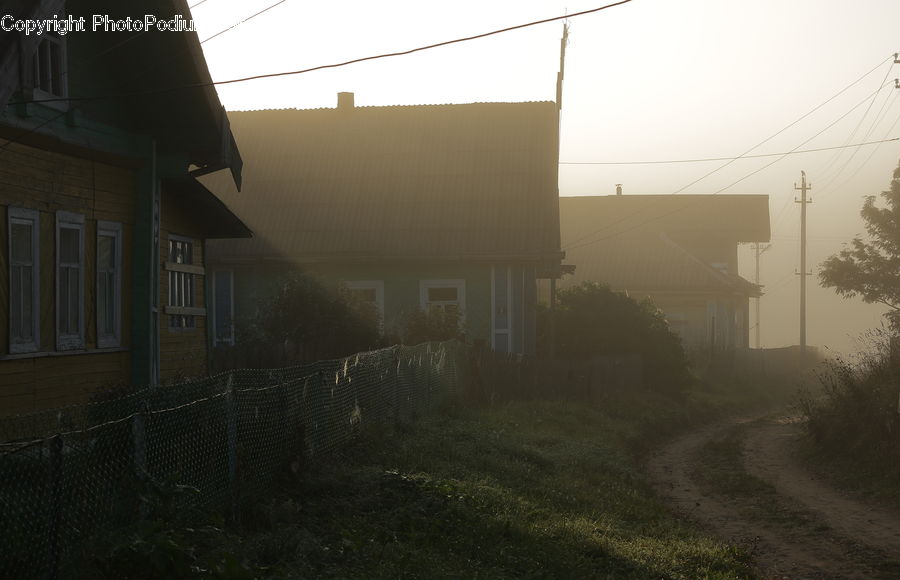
<box><xmin>541</xmin><ymin>282</ymin><xmax>692</xmax><ymax>393</ymax></box>
<box><xmin>396</xmin><ymin>307</ymin><xmax>463</xmax><ymax>346</ymax></box>
<box><xmin>797</xmin><ymin>328</ymin><xmax>900</xmax><ymax>486</ymax></box>
<box><xmin>819</xmin><ymin>159</ymin><xmax>900</xmax><ymax>330</ymax></box>
<box><xmin>241</xmin><ymin>270</ymin><xmax>384</xmax><ymax>363</ymax></box>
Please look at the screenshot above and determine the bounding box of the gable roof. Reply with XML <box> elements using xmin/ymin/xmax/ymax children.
<box><xmin>561</xmin><ymin>194</ymin><xmax>770</xmax><ymax>242</ymax></box>
<box><xmin>566</xmin><ymin>230</ymin><xmax>761</xmax><ymax>295</ymax></box>
<box><xmin>0</xmin><ymin>0</ymin><xmax>241</xmax><ymax>189</ymax></box>
<box><xmin>204</xmin><ymin>100</ymin><xmax>563</xmax><ymax>264</ymax></box>
<box><xmin>560</xmin><ymin>194</ymin><xmax>769</xmax><ymax>296</ymax></box>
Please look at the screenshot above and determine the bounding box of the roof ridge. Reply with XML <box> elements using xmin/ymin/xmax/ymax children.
<box><xmin>229</xmin><ymin>100</ymin><xmax>556</xmax><ymax>113</ymax></box>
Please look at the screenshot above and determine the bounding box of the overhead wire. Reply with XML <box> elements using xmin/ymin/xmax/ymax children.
<box><xmin>815</xmin><ymin>58</ymin><xmax>897</xmax><ymax>191</ymax></box>
<box><xmin>558</xmin><ymin>137</ymin><xmax>899</xmax><ymax>165</ymax></box>
<box><xmin>9</xmin><ymin>0</ymin><xmax>635</xmax><ymax>107</ymax></box>
<box><xmin>561</xmin><ymin>55</ymin><xmax>899</xmax><ymax>251</ymax></box>
<box><xmin>562</xmin><ymin>79</ymin><xmax>897</xmax><ymax>252</ymax></box>
<box><xmin>200</xmin><ymin>0</ymin><xmax>289</xmax><ymax>45</ymax></box>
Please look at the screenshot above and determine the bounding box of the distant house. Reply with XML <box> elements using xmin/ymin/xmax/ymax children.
<box><xmin>559</xmin><ymin>194</ymin><xmax>770</xmax><ymax>352</ymax></box>
<box><xmin>0</xmin><ymin>0</ymin><xmax>250</xmax><ymax>415</ymax></box>
<box><xmin>203</xmin><ymin>94</ymin><xmax>564</xmax><ymax>356</ymax></box>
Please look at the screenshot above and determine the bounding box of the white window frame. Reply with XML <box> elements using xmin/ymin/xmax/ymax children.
<box><xmin>343</xmin><ymin>280</ymin><xmax>385</xmax><ymax>329</ymax></box>
<box><xmin>211</xmin><ymin>269</ymin><xmax>235</xmax><ymax>346</ymax></box>
<box><xmin>8</xmin><ymin>207</ymin><xmax>40</xmax><ymax>354</ymax></box>
<box><xmin>96</xmin><ymin>221</ymin><xmax>122</xmax><ymax>348</ymax></box>
<box><xmin>56</xmin><ymin>211</ymin><xmax>85</xmax><ymax>351</ymax></box>
<box><xmin>419</xmin><ymin>279</ymin><xmax>466</xmax><ymax>325</ymax></box>
<box><xmin>32</xmin><ymin>34</ymin><xmax>68</xmax><ymax>108</ymax></box>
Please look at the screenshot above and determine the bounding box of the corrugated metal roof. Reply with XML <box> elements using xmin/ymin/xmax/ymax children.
<box><xmin>203</xmin><ymin>101</ymin><xmax>562</xmax><ymax>264</ymax></box>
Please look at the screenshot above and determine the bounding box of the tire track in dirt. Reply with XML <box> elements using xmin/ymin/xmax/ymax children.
<box><xmin>743</xmin><ymin>416</ymin><xmax>900</xmax><ymax>560</ymax></box>
<box><xmin>647</xmin><ymin>416</ymin><xmax>888</xmax><ymax>579</ymax></box>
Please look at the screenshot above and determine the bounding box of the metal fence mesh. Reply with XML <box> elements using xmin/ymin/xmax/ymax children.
<box><xmin>0</xmin><ymin>340</ymin><xmax>466</xmax><ymax>579</ymax></box>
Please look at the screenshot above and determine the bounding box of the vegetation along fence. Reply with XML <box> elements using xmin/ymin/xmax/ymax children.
<box><xmin>0</xmin><ymin>341</ymin><xmax>465</xmax><ymax>580</ymax></box>
<box><xmin>0</xmin><ymin>340</ymin><xmax>641</xmax><ymax>579</ymax></box>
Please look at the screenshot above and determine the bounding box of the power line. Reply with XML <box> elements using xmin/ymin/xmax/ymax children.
<box><xmin>200</xmin><ymin>0</ymin><xmax>289</xmax><ymax>45</ymax></box>
<box><xmin>670</xmin><ymin>53</ymin><xmax>897</xmax><ymax>195</ymax></box>
<box><xmin>815</xmin><ymin>57</ymin><xmax>897</xmax><ymax>190</ymax></box>
<box><xmin>8</xmin><ymin>0</ymin><xmax>635</xmax><ymax>107</ymax></box>
<box><xmin>563</xmin><ymin>80</ymin><xmax>897</xmax><ymax>252</ymax></box>
<box><xmin>712</xmin><ymin>80</ymin><xmax>895</xmax><ymax>194</ymax></box>
<box><xmin>561</xmin><ymin>55</ymin><xmax>900</xmax><ymax>251</ymax></box>
<box><xmin>558</xmin><ymin>137</ymin><xmax>899</xmax><ymax>165</ymax></box>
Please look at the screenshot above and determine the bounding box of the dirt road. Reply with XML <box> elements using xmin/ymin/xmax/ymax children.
<box><xmin>648</xmin><ymin>415</ymin><xmax>900</xmax><ymax>579</ymax></box>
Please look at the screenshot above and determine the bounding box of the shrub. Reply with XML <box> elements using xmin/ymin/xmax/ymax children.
<box><xmin>539</xmin><ymin>282</ymin><xmax>691</xmax><ymax>393</ymax></box>
<box><xmin>235</xmin><ymin>270</ymin><xmax>384</xmax><ymax>365</ymax></box>
<box><xmin>396</xmin><ymin>307</ymin><xmax>463</xmax><ymax>346</ymax></box>
<box><xmin>798</xmin><ymin>328</ymin><xmax>900</xmax><ymax>470</ymax></box>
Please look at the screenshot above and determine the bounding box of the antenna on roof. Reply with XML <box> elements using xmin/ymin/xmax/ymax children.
<box><xmin>556</xmin><ymin>21</ymin><xmax>569</xmax><ymax>111</ymax></box>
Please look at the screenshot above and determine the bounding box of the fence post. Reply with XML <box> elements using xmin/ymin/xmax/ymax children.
<box><xmin>225</xmin><ymin>373</ymin><xmax>238</xmax><ymax>523</ymax></box>
<box><xmin>132</xmin><ymin>401</ymin><xmax>148</xmax><ymax>520</ymax></box>
<box><xmin>46</xmin><ymin>434</ymin><xmax>63</xmax><ymax>580</ymax></box>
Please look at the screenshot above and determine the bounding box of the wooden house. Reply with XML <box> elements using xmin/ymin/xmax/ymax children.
<box><xmin>0</xmin><ymin>0</ymin><xmax>250</xmax><ymax>415</ymax></box>
<box><xmin>203</xmin><ymin>94</ymin><xmax>565</xmax><ymax>356</ymax></box>
<box><xmin>559</xmin><ymin>194</ymin><xmax>770</xmax><ymax>353</ymax></box>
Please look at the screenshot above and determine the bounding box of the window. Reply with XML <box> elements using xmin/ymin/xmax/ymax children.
<box><xmin>419</xmin><ymin>279</ymin><xmax>465</xmax><ymax>325</ymax></box>
<box><xmin>8</xmin><ymin>208</ymin><xmax>40</xmax><ymax>353</ymax></box>
<box><xmin>212</xmin><ymin>270</ymin><xmax>234</xmax><ymax>346</ymax></box>
<box><xmin>167</xmin><ymin>236</ymin><xmax>197</xmax><ymax>329</ymax></box>
<box><xmin>96</xmin><ymin>221</ymin><xmax>122</xmax><ymax>348</ymax></box>
<box><xmin>56</xmin><ymin>211</ymin><xmax>84</xmax><ymax>350</ymax></box>
<box><xmin>32</xmin><ymin>35</ymin><xmax>67</xmax><ymax>98</ymax></box>
<box><xmin>342</xmin><ymin>280</ymin><xmax>384</xmax><ymax>329</ymax></box>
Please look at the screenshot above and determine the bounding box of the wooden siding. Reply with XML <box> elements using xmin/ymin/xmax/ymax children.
<box><xmin>159</xmin><ymin>189</ymin><xmax>208</xmax><ymax>383</ymax></box>
<box><xmin>0</xmin><ymin>143</ymin><xmax>135</xmax><ymax>416</ymax></box>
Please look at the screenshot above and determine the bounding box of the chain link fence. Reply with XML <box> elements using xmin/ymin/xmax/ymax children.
<box><xmin>0</xmin><ymin>340</ymin><xmax>466</xmax><ymax>580</ymax></box>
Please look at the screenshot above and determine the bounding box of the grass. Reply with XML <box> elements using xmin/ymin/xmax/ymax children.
<box><xmin>78</xmin><ymin>373</ymin><xmax>799</xmax><ymax>579</ymax></box>
<box><xmin>223</xmin><ymin>390</ymin><xmax>760</xmax><ymax>579</ymax></box>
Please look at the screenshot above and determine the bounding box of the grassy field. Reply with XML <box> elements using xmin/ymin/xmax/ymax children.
<box><xmin>234</xmin><ymin>395</ymin><xmax>754</xmax><ymax>579</ymax></box>
<box><xmin>81</xmin><ymin>375</ymin><xmax>798</xmax><ymax>579</ymax></box>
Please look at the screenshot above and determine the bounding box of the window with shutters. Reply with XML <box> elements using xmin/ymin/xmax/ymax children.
<box><xmin>8</xmin><ymin>208</ymin><xmax>40</xmax><ymax>353</ymax></box>
<box><xmin>56</xmin><ymin>211</ymin><xmax>85</xmax><ymax>350</ymax></box>
<box><xmin>97</xmin><ymin>221</ymin><xmax>122</xmax><ymax>348</ymax></box>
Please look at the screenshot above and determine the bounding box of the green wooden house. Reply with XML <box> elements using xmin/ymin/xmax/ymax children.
<box><xmin>203</xmin><ymin>94</ymin><xmax>565</xmax><ymax>355</ymax></box>
<box><xmin>0</xmin><ymin>0</ymin><xmax>249</xmax><ymax>415</ymax></box>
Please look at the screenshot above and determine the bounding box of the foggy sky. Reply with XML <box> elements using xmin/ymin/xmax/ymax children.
<box><xmin>191</xmin><ymin>0</ymin><xmax>900</xmax><ymax>355</ymax></box>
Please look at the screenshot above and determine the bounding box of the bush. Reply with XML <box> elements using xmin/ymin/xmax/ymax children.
<box><xmin>798</xmin><ymin>328</ymin><xmax>900</xmax><ymax>472</ymax></box>
<box><xmin>539</xmin><ymin>282</ymin><xmax>691</xmax><ymax>393</ymax></box>
<box><xmin>235</xmin><ymin>270</ymin><xmax>384</xmax><ymax>365</ymax></box>
<box><xmin>396</xmin><ymin>307</ymin><xmax>463</xmax><ymax>346</ymax></box>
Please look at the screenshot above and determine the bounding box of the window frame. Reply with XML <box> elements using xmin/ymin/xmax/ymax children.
<box><xmin>419</xmin><ymin>279</ymin><xmax>466</xmax><ymax>325</ymax></box>
<box><xmin>96</xmin><ymin>221</ymin><xmax>122</xmax><ymax>349</ymax></box>
<box><xmin>8</xmin><ymin>207</ymin><xmax>40</xmax><ymax>354</ymax></box>
<box><xmin>55</xmin><ymin>210</ymin><xmax>85</xmax><ymax>351</ymax></box>
<box><xmin>165</xmin><ymin>234</ymin><xmax>205</xmax><ymax>330</ymax></box>
<box><xmin>342</xmin><ymin>279</ymin><xmax>385</xmax><ymax>329</ymax></box>
<box><xmin>31</xmin><ymin>34</ymin><xmax>68</xmax><ymax>108</ymax></box>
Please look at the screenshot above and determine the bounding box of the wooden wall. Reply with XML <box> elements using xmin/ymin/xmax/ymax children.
<box><xmin>159</xmin><ymin>189</ymin><xmax>209</xmax><ymax>383</ymax></box>
<box><xmin>0</xmin><ymin>143</ymin><xmax>135</xmax><ymax>416</ymax></box>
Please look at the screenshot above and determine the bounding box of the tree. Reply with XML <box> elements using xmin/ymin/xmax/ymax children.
<box><xmin>244</xmin><ymin>270</ymin><xmax>383</xmax><ymax>364</ymax></box>
<box><xmin>540</xmin><ymin>282</ymin><xmax>691</xmax><ymax>393</ymax></box>
<box><xmin>819</xmin><ymin>160</ymin><xmax>900</xmax><ymax>330</ymax></box>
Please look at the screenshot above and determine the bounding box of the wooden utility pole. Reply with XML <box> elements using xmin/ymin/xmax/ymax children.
<box><xmin>752</xmin><ymin>242</ymin><xmax>770</xmax><ymax>348</ymax></box>
<box><xmin>795</xmin><ymin>171</ymin><xmax>812</xmax><ymax>355</ymax></box>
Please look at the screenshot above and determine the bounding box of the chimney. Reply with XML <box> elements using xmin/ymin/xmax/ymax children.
<box><xmin>337</xmin><ymin>92</ymin><xmax>354</xmax><ymax>110</ymax></box>
<box><xmin>615</xmin><ymin>184</ymin><xmax>623</xmax><ymax>195</ymax></box>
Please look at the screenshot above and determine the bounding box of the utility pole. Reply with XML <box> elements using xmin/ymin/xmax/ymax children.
<box><xmin>795</xmin><ymin>171</ymin><xmax>812</xmax><ymax>355</ymax></box>
<box><xmin>752</xmin><ymin>242</ymin><xmax>770</xmax><ymax>349</ymax></box>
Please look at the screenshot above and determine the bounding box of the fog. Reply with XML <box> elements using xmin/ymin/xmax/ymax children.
<box><xmin>191</xmin><ymin>0</ymin><xmax>900</xmax><ymax>355</ymax></box>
